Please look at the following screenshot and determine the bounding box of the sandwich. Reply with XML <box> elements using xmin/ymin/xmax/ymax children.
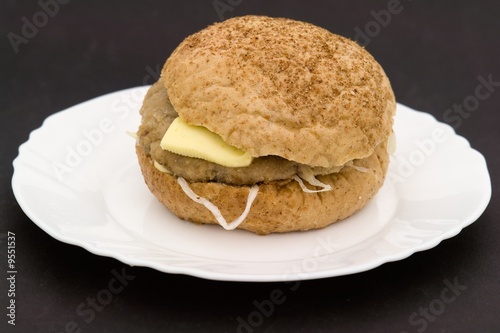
<box><xmin>136</xmin><ymin>15</ymin><xmax>396</xmax><ymax>235</ymax></box>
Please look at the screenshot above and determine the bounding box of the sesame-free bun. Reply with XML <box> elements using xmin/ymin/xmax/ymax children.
<box><xmin>162</xmin><ymin>15</ymin><xmax>396</xmax><ymax>167</ymax></box>
<box><xmin>136</xmin><ymin>142</ymin><xmax>389</xmax><ymax>235</ymax></box>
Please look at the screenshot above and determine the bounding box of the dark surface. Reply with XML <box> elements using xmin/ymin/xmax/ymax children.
<box><xmin>1</xmin><ymin>1</ymin><xmax>499</xmax><ymax>332</ymax></box>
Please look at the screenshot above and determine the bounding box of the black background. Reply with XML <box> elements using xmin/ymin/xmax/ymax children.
<box><xmin>1</xmin><ymin>1</ymin><xmax>499</xmax><ymax>332</ymax></box>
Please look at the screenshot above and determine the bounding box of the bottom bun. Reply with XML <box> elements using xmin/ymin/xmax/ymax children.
<box><xmin>136</xmin><ymin>143</ymin><xmax>389</xmax><ymax>235</ymax></box>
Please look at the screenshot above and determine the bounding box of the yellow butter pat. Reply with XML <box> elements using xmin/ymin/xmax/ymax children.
<box><xmin>160</xmin><ymin>117</ymin><xmax>253</xmax><ymax>167</ymax></box>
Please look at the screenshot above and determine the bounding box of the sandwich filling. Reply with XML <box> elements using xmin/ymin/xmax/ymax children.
<box><xmin>137</xmin><ymin>80</ymin><xmax>391</xmax><ymax>230</ymax></box>
<box><xmin>177</xmin><ymin>176</ymin><xmax>259</xmax><ymax>230</ymax></box>
<box><xmin>138</xmin><ymin>80</ymin><xmax>372</xmax><ymax>186</ymax></box>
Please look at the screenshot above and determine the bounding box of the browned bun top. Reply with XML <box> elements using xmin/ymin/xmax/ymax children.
<box><xmin>162</xmin><ymin>15</ymin><xmax>396</xmax><ymax>167</ymax></box>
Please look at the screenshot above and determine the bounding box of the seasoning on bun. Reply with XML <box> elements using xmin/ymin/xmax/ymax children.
<box><xmin>136</xmin><ymin>15</ymin><xmax>396</xmax><ymax>235</ymax></box>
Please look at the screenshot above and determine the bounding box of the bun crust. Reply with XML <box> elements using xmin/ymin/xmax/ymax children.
<box><xmin>136</xmin><ymin>142</ymin><xmax>389</xmax><ymax>235</ymax></box>
<box><xmin>162</xmin><ymin>15</ymin><xmax>396</xmax><ymax>167</ymax></box>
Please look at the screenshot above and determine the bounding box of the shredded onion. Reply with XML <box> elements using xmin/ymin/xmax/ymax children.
<box><xmin>388</xmin><ymin>131</ymin><xmax>396</xmax><ymax>154</ymax></box>
<box><xmin>295</xmin><ymin>166</ymin><xmax>333</xmax><ymax>193</ymax></box>
<box><xmin>292</xmin><ymin>175</ymin><xmax>332</xmax><ymax>193</ymax></box>
<box><xmin>350</xmin><ymin>164</ymin><xmax>369</xmax><ymax>173</ymax></box>
<box><xmin>177</xmin><ymin>177</ymin><xmax>259</xmax><ymax>231</ymax></box>
<box><xmin>126</xmin><ymin>130</ymin><xmax>138</xmax><ymax>139</ymax></box>
<box><xmin>153</xmin><ymin>160</ymin><xmax>172</xmax><ymax>174</ymax></box>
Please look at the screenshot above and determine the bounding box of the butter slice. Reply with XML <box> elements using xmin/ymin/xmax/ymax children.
<box><xmin>160</xmin><ymin>117</ymin><xmax>253</xmax><ymax>167</ymax></box>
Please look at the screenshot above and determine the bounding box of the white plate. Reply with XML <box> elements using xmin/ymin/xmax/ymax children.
<box><xmin>12</xmin><ymin>87</ymin><xmax>491</xmax><ymax>282</ymax></box>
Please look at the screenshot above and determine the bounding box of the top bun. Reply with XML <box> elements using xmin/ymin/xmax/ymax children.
<box><xmin>162</xmin><ymin>15</ymin><xmax>396</xmax><ymax>167</ymax></box>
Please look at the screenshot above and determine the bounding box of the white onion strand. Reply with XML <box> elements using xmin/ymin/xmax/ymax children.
<box><xmin>177</xmin><ymin>177</ymin><xmax>259</xmax><ymax>230</ymax></box>
<box><xmin>292</xmin><ymin>175</ymin><xmax>332</xmax><ymax>193</ymax></box>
